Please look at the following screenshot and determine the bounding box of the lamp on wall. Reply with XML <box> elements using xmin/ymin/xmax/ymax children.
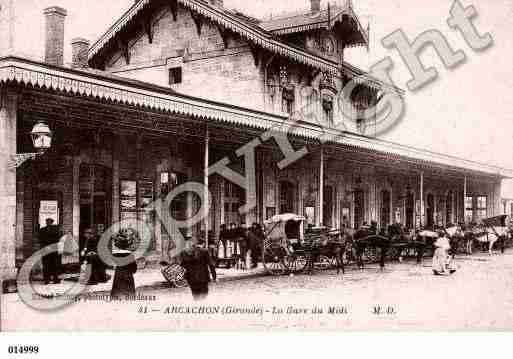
<box><xmin>11</xmin><ymin>121</ymin><xmax>53</xmax><ymax>168</ymax></box>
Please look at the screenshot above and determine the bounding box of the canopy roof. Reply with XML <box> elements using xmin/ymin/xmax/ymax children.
<box><xmin>1</xmin><ymin>56</ymin><xmax>511</xmax><ymax>180</ymax></box>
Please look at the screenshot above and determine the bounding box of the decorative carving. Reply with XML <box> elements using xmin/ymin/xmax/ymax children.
<box><xmin>319</xmin><ymin>70</ymin><xmax>337</xmax><ymax>93</ymax></box>
<box><xmin>142</xmin><ymin>18</ymin><xmax>153</xmax><ymax>44</ymax></box>
<box><xmin>0</xmin><ymin>84</ymin><xmax>5</xmax><ymax>111</ymax></box>
<box><xmin>118</xmin><ymin>40</ymin><xmax>130</xmax><ymax>65</ymax></box>
<box><xmin>248</xmin><ymin>43</ymin><xmax>259</xmax><ymax>67</ymax></box>
<box><xmin>169</xmin><ymin>0</ymin><xmax>178</xmax><ymax>21</ymax></box>
<box><xmin>10</xmin><ymin>153</ymin><xmax>41</xmax><ymax>169</ymax></box>
<box><xmin>190</xmin><ymin>11</ymin><xmax>203</xmax><ymax>36</ymax></box>
<box><xmin>216</xmin><ymin>25</ymin><xmax>229</xmax><ymax>49</ymax></box>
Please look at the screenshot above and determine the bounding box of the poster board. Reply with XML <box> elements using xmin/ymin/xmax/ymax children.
<box><xmin>38</xmin><ymin>200</ymin><xmax>59</xmax><ymax>226</ymax></box>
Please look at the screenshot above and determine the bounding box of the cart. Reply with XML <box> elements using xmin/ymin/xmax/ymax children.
<box><xmin>262</xmin><ymin>214</ymin><xmax>344</xmax><ymax>275</ymax></box>
<box><xmin>262</xmin><ymin>213</ymin><xmax>306</xmax><ymax>275</ymax></box>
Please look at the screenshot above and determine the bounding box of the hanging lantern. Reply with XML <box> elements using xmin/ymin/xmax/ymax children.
<box><xmin>30</xmin><ymin>121</ymin><xmax>53</xmax><ymax>153</ymax></box>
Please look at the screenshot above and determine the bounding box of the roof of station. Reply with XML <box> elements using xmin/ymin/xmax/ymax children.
<box><xmin>1</xmin><ymin>56</ymin><xmax>511</xmax><ymax>179</ymax></box>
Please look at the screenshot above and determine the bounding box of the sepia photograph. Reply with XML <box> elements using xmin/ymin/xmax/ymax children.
<box><xmin>1</xmin><ymin>0</ymin><xmax>513</xmax><ymax>339</ymax></box>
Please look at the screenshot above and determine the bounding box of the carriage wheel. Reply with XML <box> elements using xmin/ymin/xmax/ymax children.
<box><xmin>285</xmin><ymin>254</ymin><xmax>308</xmax><ymax>273</ymax></box>
<box><xmin>316</xmin><ymin>255</ymin><xmax>335</xmax><ymax>270</ymax></box>
<box><xmin>364</xmin><ymin>247</ymin><xmax>379</xmax><ymax>262</ymax></box>
<box><xmin>386</xmin><ymin>247</ymin><xmax>400</xmax><ymax>261</ymax></box>
<box><xmin>262</xmin><ymin>246</ymin><xmax>290</xmax><ymax>275</ymax></box>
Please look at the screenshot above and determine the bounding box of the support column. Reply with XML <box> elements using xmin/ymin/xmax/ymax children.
<box><xmin>463</xmin><ymin>176</ymin><xmax>467</xmax><ymax>223</ymax></box>
<box><xmin>204</xmin><ymin>126</ymin><xmax>210</xmax><ymax>246</ymax></box>
<box><xmin>493</xmin><ymin>179</ymin><xmax>502</xmax><ymax>216</ymax></box>
<box><xmin>0</xmin><ymin>89</ymin><xmax>18</xmax><ymax>281</ymax></box>
<box><xmin>420</xmin><ymin>171</ymin><xmax>424</xmax><ymax>228</ymax></box>
<box><xmin>186</xmin><ymin>164</ymin><xmax>194</xmax><ymax>238</ymax></box>
<box><xmin>318</xmin><ymin>147</ymin><xmax>324</xmax><ymax>226</ymax></box>
<box><xmin>69</xmin><ymin>154</ymin><xmax>80</xmax><ymax>264</ymax></box>
<box><xmin>15</xmin><ymin>167</ymin><xmax>24</xmax><ymax>264</ymax></box>
<box><xmin>111</xmin><ymin>134</ymin><xmax>120</xmax><ymax>230</ymax></box>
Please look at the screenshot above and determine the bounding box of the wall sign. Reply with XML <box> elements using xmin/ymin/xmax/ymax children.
<box><xmin>39</xmin><ymin>200</ymin><xmax>59</xmax><ymax>226</ymax></box>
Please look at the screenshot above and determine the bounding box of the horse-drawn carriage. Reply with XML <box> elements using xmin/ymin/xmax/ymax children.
<box><xmin>261</xmin><ymin>214</ymin><xmax>344</xmax><ymax>275</ymax></box>
<box><xmin>472</xmin><ymin>215</ymin><xmax>510</xmax><ymax>254</ymax></box>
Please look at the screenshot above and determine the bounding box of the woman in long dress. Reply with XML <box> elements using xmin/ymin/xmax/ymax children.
<box><xmin>110</xmin><ymin>233</ymin><xmax>137</xmax><ymax>298</ymax></box>
<box><xmin>432</xmin><ymin>231</ymin><xmax>455</xmax><ymax>275</ymax></box>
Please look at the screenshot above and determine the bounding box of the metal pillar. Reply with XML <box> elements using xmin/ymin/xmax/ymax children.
<box><xmin>204</xmin><ymin>126</ymin><xmax>210</xmax><ymax>247</ymax></box>
<box><xmin>318</xmin><ymin>147</ymin><xmax>324</xmax><ymax>226</ymax></box>
<box><xmin>420</xmin><ymin>171</ymin><xmax>424</xmax><ymax>228</ymax></box>
<box><xmin>463</xmin><ymin>176</ymin><xmax>467</xmax><ymax>223</ymax></box>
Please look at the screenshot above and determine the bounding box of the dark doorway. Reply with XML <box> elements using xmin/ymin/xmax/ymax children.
<box><xmin>405</xmin><ymin>192</ymin><xmax>414</xmax><ymax>229</ymax></box>
<box><xmin>354</xmin><ymin>189</ymin><xmax>365</xmax><ymax>229</ymax></box>
<box><xmin>323</xmin><ymin>186</ymin><xmax>334</xmax><ymax>228</ymax></box>
<box><xmin>446</xmin><ymin>191</ymin><xmax>453</xmax><ymax>225</ymax></box>
<box><xmin>426</xmin><ymin>194</ymin><xmax>435</xmax><ymax>228</ymax></box>
<box><xmin>79</xmin><ymin>164</ymin><xmax>112</xmax><ymax>238</ymax></box>
<box><xmin>279</xmin><ymin>180</ymin><xmax>295</xmax><ymax>214</ymax></box>
<box><xmin>380</xmin><ymin>190</ymin><xmax>391</xmax><ymax>229</ymax></box>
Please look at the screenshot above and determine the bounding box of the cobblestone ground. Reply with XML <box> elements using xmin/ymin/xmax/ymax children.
<box><xmin>4</xmin><ymin>250</ymin><xmax>513</xmax><ymax>331</ymax></box>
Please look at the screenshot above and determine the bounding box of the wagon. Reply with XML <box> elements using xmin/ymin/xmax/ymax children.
<box><xmin>262</xmin><ymin>213</ymin><xmax>306</xmax><ymax>275</ymax></box>
<box><xmin>261</xmin><ymin>213</ymin><xmax>344</xmax><ymax>275</ymax></box>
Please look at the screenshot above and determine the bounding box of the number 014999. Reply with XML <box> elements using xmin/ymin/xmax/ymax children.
<box><xmin>8</xmin><ymin>346</ymin><xmax>39</xmax><ymax>354</ymax></box>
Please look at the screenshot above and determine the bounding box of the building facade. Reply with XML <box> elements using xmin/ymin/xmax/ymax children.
<box><xmin>0</xmin><ymin>0</ymin><xmax>511</xmax><ymax>281</ymax></box>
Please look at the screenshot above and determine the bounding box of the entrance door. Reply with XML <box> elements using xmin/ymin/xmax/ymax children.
<box><xmin>323</xmin><ymin>186</ymin><xmax>333</xmax><ymax>228</ymax></box>
<box><xmin>426</xmin><ymin>194</ymin><xmax>435</xmax><ymax>228</ymax></box>
<box><xmin>279</xmin><ymin>180</ymin><xmax>295</xmax><ymax>214</ymax></box>
<box><xmin>446</xmin><ymin>191</ymin><xmax>453</xmax><ymax>225</ymax></box>
<box><xmin>405</xmin><ymin>192</ymin><xmax>414</xmax><ymax>229</ymax></box>
<box><xmin>354</xmin><ymin>189</ymin><xmax>364</xmax><ymax>229</ymax></box>
<box><xmin>79</xmin><ymin>164</ymin><xmax>112</xmax><ymax>237</ymax></box>
<box><xmin>380</xmin><ymin>190</ymin><xmax>391</xmax><ymax>229</ymax></box>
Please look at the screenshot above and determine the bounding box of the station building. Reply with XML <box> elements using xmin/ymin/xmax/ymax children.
<box><xmin>1</xmin><ymin>0</ymin><xmax>511</xmax><ymax>280</ymax></box>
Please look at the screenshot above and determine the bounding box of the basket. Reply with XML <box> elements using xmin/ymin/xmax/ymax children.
<box><xmin>161</xmin><ymin>263</ymin><xmax>187</xmax><ymax>287</ymax></box>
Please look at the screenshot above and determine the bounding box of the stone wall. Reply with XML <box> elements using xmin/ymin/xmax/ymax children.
<box><xmin>105</xmin><ymin>6</ymin><xmax>265</xmax><ymax>110</ymax></box>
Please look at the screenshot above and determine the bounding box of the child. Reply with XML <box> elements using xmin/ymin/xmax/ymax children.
<box><xmin>110</xmin><ymin>232</ymin><xmax>137</xmax><ymax>298</ymax></box>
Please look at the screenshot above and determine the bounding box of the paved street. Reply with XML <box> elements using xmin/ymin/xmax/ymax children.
<box><xmin>3</xmin><ymin>251</ymin><xmax>513</xmax><ymax>331</ymax></box>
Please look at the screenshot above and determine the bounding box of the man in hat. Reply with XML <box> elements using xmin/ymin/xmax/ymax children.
<box><xmin>39</xmin><ymin>218</ymin><xmax>62</xmax><ymax>284</ymax></box>
<box><xmin>179</xmin><ymin>238</ymin><xmax>217</xmax><ymax>300</ymax></box>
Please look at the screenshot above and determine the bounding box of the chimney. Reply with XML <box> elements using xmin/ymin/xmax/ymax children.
<box><xmin>44</xmin><ymin>6</ymin><xmax>67</xmax><ymax>66</ymax></box>
<box><xmin>71</xmin><ymin>38</ymin><xmax>90</xmax><ymax>69</ymax></box>
<box><xmin>311</xmin><ymin>0</ymin><xmax>321</xmax><ymax>13</ymax></box>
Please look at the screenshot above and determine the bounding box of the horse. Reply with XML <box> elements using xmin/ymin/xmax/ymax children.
<box><xmin>474</xmin><ymin>226</ymin><xmax>509</xmax><ymax>255</ymax></box>
<box><xmin>352</xmin><ymin>227</ymin><xmax>389</xmax><ymax>270</ymax></box>
<box><xmin>444</xmin><ymin>225</ymin><xmax>464</xmax><ymax>258</ymax></box>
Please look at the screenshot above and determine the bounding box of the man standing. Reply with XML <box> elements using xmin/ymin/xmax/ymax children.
<box><xmin>39</xmin><ymin>218</ymin><xmax>62</xmax><ymax>285</ymax></box>
<box><xmin>179</xmin><ymin>238</ymin><xmax>217</xmax><ymax>301</ymax></box>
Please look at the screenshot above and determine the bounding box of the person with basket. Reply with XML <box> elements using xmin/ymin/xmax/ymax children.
<box><xmin>179</xmin><ymin>238</ymin><xmax>217</xmax><ymax>301</ymax></box>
